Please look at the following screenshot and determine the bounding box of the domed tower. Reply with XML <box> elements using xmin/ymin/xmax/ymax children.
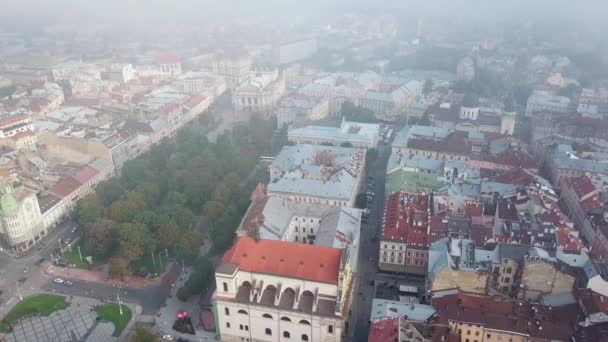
<box><xmin>501</xmin><ymin>94</ymin><xmax>517</xmax><ymax>135</ymax></box>
<box><xmin>460</xmin><ymin>92</ymin><xmax>480</xmax><ymax>120</ymax></box>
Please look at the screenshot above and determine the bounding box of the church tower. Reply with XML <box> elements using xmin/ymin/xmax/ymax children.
<box><xmin>459</xmin><ymin>92</ymin><xmax>480</xmax><ymax>120</ymax></box>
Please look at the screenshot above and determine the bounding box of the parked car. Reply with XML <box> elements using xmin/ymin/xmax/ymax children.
<box><xmin>162</xmin><ymin>335</ymin><xmax>175</xmax><ymax>341</ymax></box>
<box><xmin>64</xmin><ymin>280</ymin><xmax>73</xmax><ymax>286</ymax></box>
<box><xmin>54</xmin><ymin>278</ymin><xmax>64</xmax><ymax>284</ymax></box>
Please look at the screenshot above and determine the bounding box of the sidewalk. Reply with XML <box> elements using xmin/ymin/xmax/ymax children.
<box><xmin>44</xmin><ymin>262</ymin><xmax>163</xmax><ymax>289</ymax></box>
<box><xmin>156</xmin><ymin>267</ymin><xmax>217</xmax><ymax>342</ymax></box>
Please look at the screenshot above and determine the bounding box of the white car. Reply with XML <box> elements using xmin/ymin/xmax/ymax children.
<box><xmin>64</xmin><ymin>280</ymin><xmax>73</xmax><ymax>286</ymax></box>
<box><xmin>162</xmin><ymin>335</ymin><xmax>174</xmax><ymax>341</ymax></box>
<box><xmin>53</xmin><ymin>278</ymin><xmax>64</xmax><ymax>284</ymax></box>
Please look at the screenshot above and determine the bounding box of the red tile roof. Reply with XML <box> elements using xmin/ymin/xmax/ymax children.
<box><xmin>184</xmin><ymin>95</ymin><xmax>207</xmax><ymax>109</ymax></box>
<box><xmin>158</xmin><ymin>52</ymin><xmax>181</xmax><ymax>65</ymax></box>
<box><xmin>579</xmin><ymin>288</ymin><xmax>608</xmax><ymax>316</ymax></box>
<box><xmin>381</xmin><ymin>192</ymin><xmax>429</xmax><ymax>247</ymax></box>
<box><xmin>0</xmin><ymin>114</ymin><xmax>29</xmax><ymax>128</ymax></box>
<box><xmin>464</xmin><ymin>200</ymin><xmax>483</xmax><ymax>217</ymax></box>
<box><xmin>49</xmin><ymin>177</ymin><xmax>81</xmax><ymax>198</ymax></box>
<box><xmin>432</xmin><ymin>291</ymin><xmax>580</xmax><ymax>341</ymax></box>
<box><xmin>481</xmin><ymin>150</ymin><xmax>538</xmax><ymax>170</ymax></box>
<box><xmin>368</xmin><ymin>317</ymin><xmax>400</xmax><ymax>342</ymax></box>
<box><xmin>569</xmin><ymin>176</ymin><xmax>597</xmax><ymax>198</ymax></box>
<box><xmin>250</xmin><ymin>183</ymin><xmax>266</xmax><ymax>201</ymax></box>
<box><xmin>222</xmin><ymin>237</ymin><xmax>342</xmax><ymax>284</ymax></box>
<box><xmin>491</xmin><ymin>168</ymin><xmax>535</xmax><ymax>185</ymax></box>
<box><xmin>71</xmin><ymin>166</ymin><xmax>99</xmax><ymax>185</ymax></box>
<box><xmin>556</xmin><ymin>229</ymin><xmax>584</xmax><ymax>252</ymax></box>
<box><xmin>160</xmin><ymin>102</ymin><xmax>181</xmax><ymax>114</ymax></box>
<box><xmin>10</xmin><ymin>130</ymin><xmax>35</xmax><ymax>141</ymax></box>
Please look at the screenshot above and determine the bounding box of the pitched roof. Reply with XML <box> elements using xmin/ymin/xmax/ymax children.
<box><xmin>368</xmin><ymin>317</ymin><xmax>400</xmax><ymax>342</ymax></box>
<box><xmin>157</xmin><ymin>52</ymin><xmax>181</xmax><ymax>64</ymax></box>
<box><xmin>222</xmin><ymin>237</ymin><xmax>342</xmax><ymax>284</ymax></box>
<box><xmin>49</xmin><ymin>177</ymin><xmax>81</xmax><ymax>198</ymax></box>
<box><xmin>381</xmin><ymin>192</ymin><xmax>429</xmax><ymax>247</ymax></box>
<box><xmin>579</xmin><ymin>288</ymin><xmax>608</xmax><ymax>315</ymax></box>
<box><xmin>71</xmin><ymin>166</ymin><xmax>99</xmax><ymax>184</ymax></box>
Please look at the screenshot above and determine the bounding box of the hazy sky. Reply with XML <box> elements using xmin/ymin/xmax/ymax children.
<box><xmin>1</xmin><ymin>0</ymin><xmax>607</xmax><ymax>36</ymax></box>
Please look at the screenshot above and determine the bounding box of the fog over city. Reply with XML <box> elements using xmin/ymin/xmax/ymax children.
<box><xmin>0</xmin><ymin>1</ymin><xmax>607</xmax><ymax>342</ymax></box>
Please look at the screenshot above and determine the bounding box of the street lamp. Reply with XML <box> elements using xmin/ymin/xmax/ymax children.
<box><xmin>15</xmin><ymin>280</ymin><xmax>23</xmax><ymax>301</ymax></box>
<box><xmin>117</xmin><ymin>291</ymin><xmax>123</xmax><ymax>315</ymax></box>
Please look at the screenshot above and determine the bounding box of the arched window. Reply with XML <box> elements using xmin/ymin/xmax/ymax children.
<box><xmin>281</xmin><ymin>316</ymin><xmax>292</xmax><ymax>322</ymax></box>
<box><xmin>262</xmin><ymin>313</ymin><xmax>273</xmax><ymax>319</ymax></box>
<box><xmin>265</xmin><ymin>328</ymin><xmax>272</xmax><ymax>336</ymax></box>
<box><xmin>301</xmin><ymin>334</ymin><xmax>309</xmax><ymax>341</ymax></box>
<box><xmin>223</xmin><ymin>282</ymin><xmax>228</xmax><ymax>292</ymax></box>
<box><xmin>283</xmin><ymin>331</ymin><xmax>291</xmax><ymax>338</ymax></box>
<box><xmin>299</xmin><ymin>320</ymin><xmax>310</xmax><ymax>325</ymax></box>
<box><xmin>238</xmin><ymin>309</ymin><xmax>248</xmax><ymax>315</ymax></box>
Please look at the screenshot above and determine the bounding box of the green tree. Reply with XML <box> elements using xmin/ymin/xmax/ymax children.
<box><xmin>130</xmin><ymin>324</ymin><xmax>160</xmax><ymax>342</ymax></box>
<box><xmin>203</xmin><ymin>200</ymin><xmax>225</xmax><ymax>223</ymax></box>
<box><xmin>107</xmin><ymin>192</ymin><xmax>145</xmax><ymax>223</ymax></box>
<box><xmin>340</xmin><ymin>101</ymin><xmax>377</xmax><ymax>123</ymax></box>
<box><xmin>118</xmin><ymin>223</ymin><xmax>151</xmax><ymax>262</ymax></box>
<box><xmin>77</xmin><ymin>195</ymin><xmax>102</xmax><ymax>230</ymax></box>
<box><xmin>96</xmin><ymin>178</ymin><xmax>123</xmax><ymax>206</ymax></box>
<box><xmin>156</xmin><ymin>220</ymin><xmax>180</xmax><ymax>250</ymax></box>
<box><xmin>84</xmin><ymin>219</ymin><xmax>117</xmax><ymax>256</ymax></box>
<box><xmin>175</xmin><ymin>231</ymin><xmax>203</xmax><ymax>263</ymax></box>
<box><xmin>108</xmin><ymin>257</ymin><xmax>128</xmax><ymax>280</ymax></box>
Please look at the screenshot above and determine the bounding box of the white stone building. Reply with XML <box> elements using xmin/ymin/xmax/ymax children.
<box><xmin>267</xmin><ymin>144</ymin><xmax>366</xmax><ymax>208</ymax></box>
<box><xmin>232</xmin><ymin>68</ymin><xmax>285</xmax><ymax>113</ymax></box>
<box><xmin>525</xmin><ymin>90</ymin><xmax>570</xmax><ymax>117</ymax></box>
<box><xmin>214</xmin><ymin>237</ymin><xmax>352</xmax><ymax>342</ymax></box>
<box><xmin>0</xmin><ymin>184</ymin><xmax>45</xmax><ymax>252</ymax></box>
<box><xmin>108</xmin><ymin>64</ymin><xmax>137</xmax><ymax>83</ymax></box>
<box><xmin>288</xmin><ymin>118</ymin><xmax>380</xmax><ymax>148</ymax></box>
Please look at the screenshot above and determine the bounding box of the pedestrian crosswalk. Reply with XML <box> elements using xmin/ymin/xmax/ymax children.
<box><xmin>135</xmin><ymin>314</ymin><xmax>156</xmax><ymax>326</ymax></box>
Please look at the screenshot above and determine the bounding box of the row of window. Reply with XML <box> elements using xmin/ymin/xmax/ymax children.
<box><xmin>224</xmin><ymin>308</ymin><xmax>318</xmax><ymax>327</ymax></box>
<box><xmin>294</xmin><ymin>227</ymin><xmax>314</xmax><ymax>233</ymax></box>
<box><xmin>225</xmin><ymin>323</ymin><xmax>312</xmax><ymax>341</ymax></box>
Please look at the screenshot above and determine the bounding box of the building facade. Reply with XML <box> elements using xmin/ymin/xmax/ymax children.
<box><xmin>0</xmin><ymin>184</ymin><xmax>44</xmax><ymax>252</ymax></box>
<box><xmin>213</xmin><ymin>237</ymin><xmax>353</xmax><ymax>342</ymax></box>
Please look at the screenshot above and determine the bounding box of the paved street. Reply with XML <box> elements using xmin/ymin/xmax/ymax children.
<box><xmin>348</xmin><ymin>140</ymin><xmax>392</xmax><ymax>342</ymax></box>
<box><xmin>0</xmin><ymin>219</ymin><xmax>80</xmax><ymax>318</ymax></box>
<box><xmin>40</xmin><ymin>263</ymin><xmax>179</xmax><ymax>314</ymax></box>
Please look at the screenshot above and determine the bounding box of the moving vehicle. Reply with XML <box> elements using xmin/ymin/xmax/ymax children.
<box><xmin>53</xmin><ymin>278</ymin><xmax>64</xmax><ymax>284</ymax></box>
<box><xmin>162</xmin><ymin>335</ymin><xmax>175</xmax><ymax>341</ymax></box>
<box><xmin>64</xmin><ymin>280</ymin><xmax>73</xmax><ymax>286</ymax></box>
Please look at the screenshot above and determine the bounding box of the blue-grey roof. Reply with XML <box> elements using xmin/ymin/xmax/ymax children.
<box><xmin>540</xmin><ymin>292</ymin><xmax>577</xmax><ymax>306</ymax></box>
<box><xmin>268</xmin><ymin>144</ymin><xmax>362</xmax><ymax>201</ymax></box>
<box><xmin>387</xmin><ymin>153</ymin><xmax>443</xmax><ymax>173</ymax></box>
<box><xmin>288</xmin><ymin>120</ymin><xmax>379</xmax><ymax>147</ymax></box>
<box><xmin>370</xmin><ymin>299</ymin><xmax>436</xmax><ymax>322</ymax></box>
<box><xmin>556</xmin><ymin>248</ymin><xmax>589</xmax><ymax>268</ymax></box>
<box><xmin>393</xmin><ymin>125</ymin><xmax>452</xmax><ymax>149</ymax></box>
<box><xmin>480</xmin><ymin>181</ymin><xmax>521</xmax><ymax>196</ymax></box>
<box><xmin>552</xmin><ymin>152</ymin><xmax>608</xmax><ymax>174</ymax></box>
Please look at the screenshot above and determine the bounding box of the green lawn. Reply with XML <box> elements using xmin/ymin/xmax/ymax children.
<box><xmin>62</xmin><ymin>241</ymin><xmax>106</xmax><ymax>270</ymax></box>
<box><xmin>95</xmin><ymin>304</ymin><xmax>132</xmax><ymax>336</ymax></box>
<box><xmin>130</xmin><ymin>252</ymin><xmax>168</xmax><ymax>277</ymax></box>
<box><xmin>0</xmin><ymin>294</ymin><xmax>68</xmax><ymax>332</ymax></box>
